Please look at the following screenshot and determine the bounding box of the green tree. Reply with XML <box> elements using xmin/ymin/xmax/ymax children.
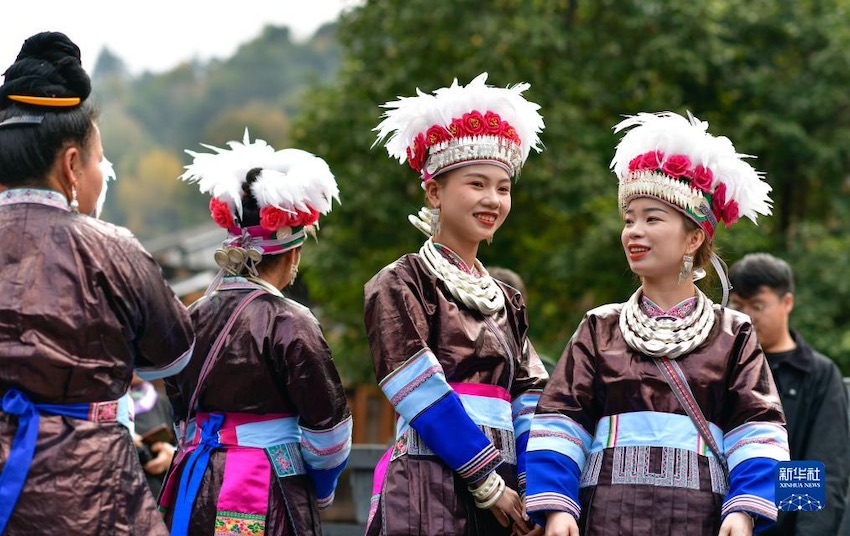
<box><xmin>293</xmin><ymin>0</ymin><xmax>850</xmax><ymax>382</ymax></box>
<box><xmin>111</xmin><ymin>149</ymin><xmax>208</xmax><ymax>239</ymax></box>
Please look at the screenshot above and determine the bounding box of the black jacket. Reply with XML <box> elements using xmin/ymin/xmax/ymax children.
<box><xmin>762</xmin><ymin>332</ymin><xmax>849</xmax><ymax>536</ymax></box>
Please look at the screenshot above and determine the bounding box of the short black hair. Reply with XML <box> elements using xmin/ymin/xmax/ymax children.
<box><xmin>728</xmin><ymin>252</ymin><xmax>795</xmax><ymax>299</ymax></box>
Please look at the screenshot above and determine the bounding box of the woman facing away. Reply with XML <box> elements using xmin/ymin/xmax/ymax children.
<box><xmin>525</xmin><ymin>111</ymin><xmax>790</xmax><ymax>536</ymax></box>
<box><xmin>364</xmin><ymin>73</ymin><xmax>549</xmax><ymax>535</ymax></box>
<box><xmin>0</xmin><ymin>32</ymin><xmax>195</xmax><ymax>535</ymax></box>
<box><xmin>158</xmin><ymin>130</ymin><xmax>352</xmax><ymax>536</ymax></box>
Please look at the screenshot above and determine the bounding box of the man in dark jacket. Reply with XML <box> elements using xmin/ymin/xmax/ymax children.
<box><xmin>729</xmin><ymin>252</ymin><xmax>849</xmax><ymax>536</ymax></box>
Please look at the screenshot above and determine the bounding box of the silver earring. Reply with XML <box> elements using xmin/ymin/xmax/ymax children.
<box><xmin>70</xmin><ymin>186</ymin><xmax>79</xmax><ymax>213</ymax></box>
<box><xmin>429</xmin><ymin>207</ymin><xmax>440</xmax><ymax>237</ymax></box>
<box><xmin>290</xmin><ymin>263</ymin><xmax>298</xmax><ymax>285</ymax></box>
<box><xmin>678</xmin><ymin>254</ymin><xmax>694</xmax><ymax>284</ymax></box>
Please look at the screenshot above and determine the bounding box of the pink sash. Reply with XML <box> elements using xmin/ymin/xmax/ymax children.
<box><xmin>159</xmin><ymin>411</ymin><xmax>300</xmax><ymax>534</ymax></box>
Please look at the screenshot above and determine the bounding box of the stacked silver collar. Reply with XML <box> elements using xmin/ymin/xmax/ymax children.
<box><xmin>619</xmin><ymin>287</ymin><xmax>715</xmax><ymax>359</ymax></box>
<box><xmin>417</xmin><ymin>238</ymin><xmax>505</xmax><ymax>315</ymax></box>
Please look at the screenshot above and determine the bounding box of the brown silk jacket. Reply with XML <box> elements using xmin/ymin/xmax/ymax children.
<box><xmin>0</xmin><ymin>192</ymin><xmax>194</xmax><ymax>535</ymax></box>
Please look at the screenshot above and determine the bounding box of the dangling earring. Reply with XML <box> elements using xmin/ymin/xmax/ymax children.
<box><xmin>429</xmin><ymin>207</ymin><xmax>440</xmax><ymax>237</ymax></box>
<box><xmin>678</xmin><ymin>254</ymin><xmax>694</xmax><ymax>284</ymax></box>
<box><xmin>289</xmin><ymin>262</ymin><xmax>298</xmax><ymax>286</ymax></box>
<box><xmin>70</xmin><ymin>186</ymin><xmax>79</xmax><ymax>213</ymax></box>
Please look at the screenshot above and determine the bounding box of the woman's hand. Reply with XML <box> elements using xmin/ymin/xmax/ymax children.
<box><xmin>544</xmin><ymin>511</ymin><xmax>579</xmax><ymax>536</ymax></box>
<box><xmin>718</xmin><ymin>512</ymin><xmax>754</xmax><ymax>536</ymax></box>
<box><xmin>143</xmin><ymin>441</ymin><xmax>176</xmax><ymax>476</ymax></box>
<box><xmin>489</xmin><ymin>486</ymin><xmax>535</xmax><ymax>534</ymax></box>
<box><xmin>518</xmin><ymin>523</ymin><xmax>544</xmax><ymax>536</ymax></box>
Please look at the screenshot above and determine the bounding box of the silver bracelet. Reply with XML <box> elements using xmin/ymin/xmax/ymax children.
<box><xmin>473</xmin><ymin>475</ymin><xmax>506</xmax><ymax>509</ymax></box>
<box><xmin>469</xmin><ymin>472</ymin><xmax>502</xmax><ymax>502</ymax></box>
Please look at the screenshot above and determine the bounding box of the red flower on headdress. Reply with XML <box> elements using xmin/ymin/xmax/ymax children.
<box><xmin>425</xmin><ymin>125</ymin><xmax>449</xmax><ymax>147</ymax></box>
<box><xmin>629</xmin><ymin>151</ymin><xmax>665</xmax><ymax>172</ymax></box>
<box><xmin>691</xmin><ymin>165</ymin><xmax>714</xmax><ymax>193</ymax></box>
<box><xmin>260</xmin><ymin>206</ymin><xmax>290</xmax><ymax>232</ymax></box>
<box><xmin>711</xmin><ymin>182</ymin><xmax>727</xmax><ymax>220</ymax></box>
<box><xmin>294</xmin><ymin>208</ymin><xmax>320</xmax><ymax>227</ymax></box>
<box><xmin>640</xmin><ymin>151</ymin><xmax>664</xmax><ymax>171</ymax></box>
<box><xmin>407</xmin><ymin>133</ymin><xmax>428</xmax><ymax>171</ymax></box>
<box><xmin>721</xmin><ymin>199</ymin><xmax>739</xmax><ymax>226</ymax></box>
<box><xmin>661</xmin><ymin>154</ymin><xmax>692</xmax><ymax>178</ymax></box>
<box><xmin>484</xmin><ymin>112</ymin><xmax>503</xmax><ymax>134</ymax></box>
<box><xmin>462</xmin><ymin>111</ymin><xmax>486</xmax><ymax>135</ymax></box>
<box><xmin>448</xmin><ymin>119</ymin><xmax>461</xmax><ymax>137</ymax></box>
<box><xmin>209</xmin><ymin>197</ymin><xmax>234</xmax><ymax>229</ymax></box>
<box><xmin>260</xmin><ymin>206</ymin><xmax>320</xmax><ymax>232</ymax></box>
<box><xmin>501</xmin><ymin>123</ymin><xmax>519</xmax><ymax>143</ymax></box>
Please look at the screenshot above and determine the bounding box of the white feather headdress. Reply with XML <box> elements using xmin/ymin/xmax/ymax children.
<box><xmin>94</xmin><ymin>157</ymin><xmax>116</xmax><ymax>219</ymax></box>
<box><xmin>180</xmin><ymin>129</ymin><xmax>339</xmax><ymax>244</ymax></box>
<box><xmin>611</xmin><ymin>111</ymin><xmax>772</xmax><ymax>238</ymax></box>
<box><xmin>374</xmin><ymin>72</ymin><xmax>544</xmax><ymax>180</ymax></box>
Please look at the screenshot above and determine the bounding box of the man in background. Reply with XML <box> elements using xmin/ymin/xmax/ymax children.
<box><xmin>729</xmin><ymin>252</ymin><xmax>849</xmax><ymax>535</ymax></box>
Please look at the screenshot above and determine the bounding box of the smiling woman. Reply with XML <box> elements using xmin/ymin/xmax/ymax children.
<box><xmin>363</xmin><ymin>73</ymin><xmax>548</xmax><ymax>536</ymax></box>
<box><xmin>525</xmin><ymin>111</ymin><xmax>789</xmax><ymax>536</ymax></box>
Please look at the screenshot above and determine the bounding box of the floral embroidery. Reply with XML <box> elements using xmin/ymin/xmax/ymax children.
<box><xmin>640</xmin><ymin>295</ymin><xmax>697</xmax><ymax>321</ymax></box>
<box><xmin>433</xmin><ymin>242</ymin><xmax>480</xmax><ymax>277</ymax></box>
<box><xmin>265</xmin><ymin>443</ymin><xmax>306</xmax><ymax>477</ymax></box>
<box><xmin>214</xmin><ymin>511</ymin><xmax>266</xmax><ymax>535</ymax></box>
<box><xmin>89</xmin><ymin>401</ymin><xmax>119</xmax><ymax>422</ymax></box>
<box><xmin>0</xmin><ymin>188</ymin><xmax>70</xmax><ymax>211</ymax></box>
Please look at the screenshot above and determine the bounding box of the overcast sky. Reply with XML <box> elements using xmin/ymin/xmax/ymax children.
<box><xmin>0</xmin><ymin>1</ymin><xmax>356</xmax><ymax>76</ymax></box>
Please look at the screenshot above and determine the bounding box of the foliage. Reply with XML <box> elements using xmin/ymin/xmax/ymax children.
<box><xmin>93</xmin><ymin>24</ymin><xmax>341</xmax><ymax>238</ymax></box>
<box><xmin>292</xmin><ymin>0</ymin><xmax>850</xmax><ymax>381</ymax></box>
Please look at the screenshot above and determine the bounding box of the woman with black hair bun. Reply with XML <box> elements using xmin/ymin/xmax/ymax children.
<box><xmin>157</xmin><ymin>130</ymin><xmax>352</xmax><ymax>536</ymax></box>
<box><xmin>0</xmin><ymin>32</ymin><xmax>194</xmax><ymax>535</ymax></box>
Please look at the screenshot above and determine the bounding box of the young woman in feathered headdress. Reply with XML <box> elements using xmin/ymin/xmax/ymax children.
<box><xmin>525</xmin><ymin>112</ymin><xmax>789</xmax><ymax>536</ymax></box>
<box><xmin>365</xmin><ymin>73</ymin><xmax>548</xmax><ymax>535</ymax></box>
<box><xmin>157</xmin><ymin>130</ymin><xmax>353</xmax><ymax>536</ymax></box>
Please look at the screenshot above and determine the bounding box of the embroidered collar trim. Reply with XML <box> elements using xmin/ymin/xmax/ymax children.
<box><xmin>0</xmin><ymin>188</ymin><xmax>70</xmax><ymax>211</ymax></box>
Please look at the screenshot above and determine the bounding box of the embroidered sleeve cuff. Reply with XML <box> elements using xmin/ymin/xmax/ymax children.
<box><xmin>525</xmin><ymin>449</ymin><xmax>582</xmax><ymax>527</ymax></box>
<box><xmin>512</xmin><ymin>391</ymin><xmax>541</xmax><ymax>438</ymax></box>
<box><xmin>526</xmin><ymin>493</ymin><xmax>581</xmax><ymax>522</ymax></box>
<box><xmin>723</xmin><ymin>421</ymin><xmax>789</xmax><ymax>471</ymax></box>
<box><xmin>316</xmin><ymin>491</ymin><xmax>335</xmax><ymax>510</ymax></box>
<box><xmin>409</xmin><ymin>390</ymin><xmax>503</xmax><ymax>485</ymax></box>
<box><xmin>721</xmin><ymin>495</ymin><xmax>777</xmax><ymax>525</ymax></box>
<box><xmin>724</xmin><ymin>457</ymin><xmax>780</xmax><ymax>530</ymax></box>
<box><xmin>457</xmin><ymin>442</ymin><xmax>504</xmax><ymax>484</ymax></box>
<box><xmin>385</xmin><ymin>348</ymin><xmax>503</xmax><ymax>486</ymax></box>
<box><xmin>527</xmin><ymin>413</ymin><xmax>592</xmax><ymax>468</ymax></box>
<box><xmin>380</xmin><ymin>348</ymin><xmax>451</xmax><ymax>422</ymax></box>
<box><xmin>300</xmin><ymin>416</ymin><xmax>353</xmax><ymax>470</ymax></box>
<box><xmin>306</xmin><ymin>464</ymin><xmax>347</xmax><ymax>506</ymax></box>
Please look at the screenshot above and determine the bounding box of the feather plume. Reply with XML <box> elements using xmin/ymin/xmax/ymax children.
<box><xmin>180</xmin><ymin>129</ymin><xmax>338</xmax><ymax>220</ymax></box>
<box><xmin>374</xmin><ymin>72</ymin><xmax>544</xmax><ymax>171</ymax></box>
<box><xmin>94</xmin><ymin>156</ymin><xmax>116</xmax><ymax>219</ymax></box>
<box><xmin>611</xmin><ymin>111</ymin><xmax>772</xmax><ymax>223</ymax></box>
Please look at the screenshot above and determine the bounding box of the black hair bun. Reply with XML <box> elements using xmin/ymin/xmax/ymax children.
<box><xmin>0</xmin><ymin>31</ymin><xmax>91</xmax><ymax>105</ymax></box>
